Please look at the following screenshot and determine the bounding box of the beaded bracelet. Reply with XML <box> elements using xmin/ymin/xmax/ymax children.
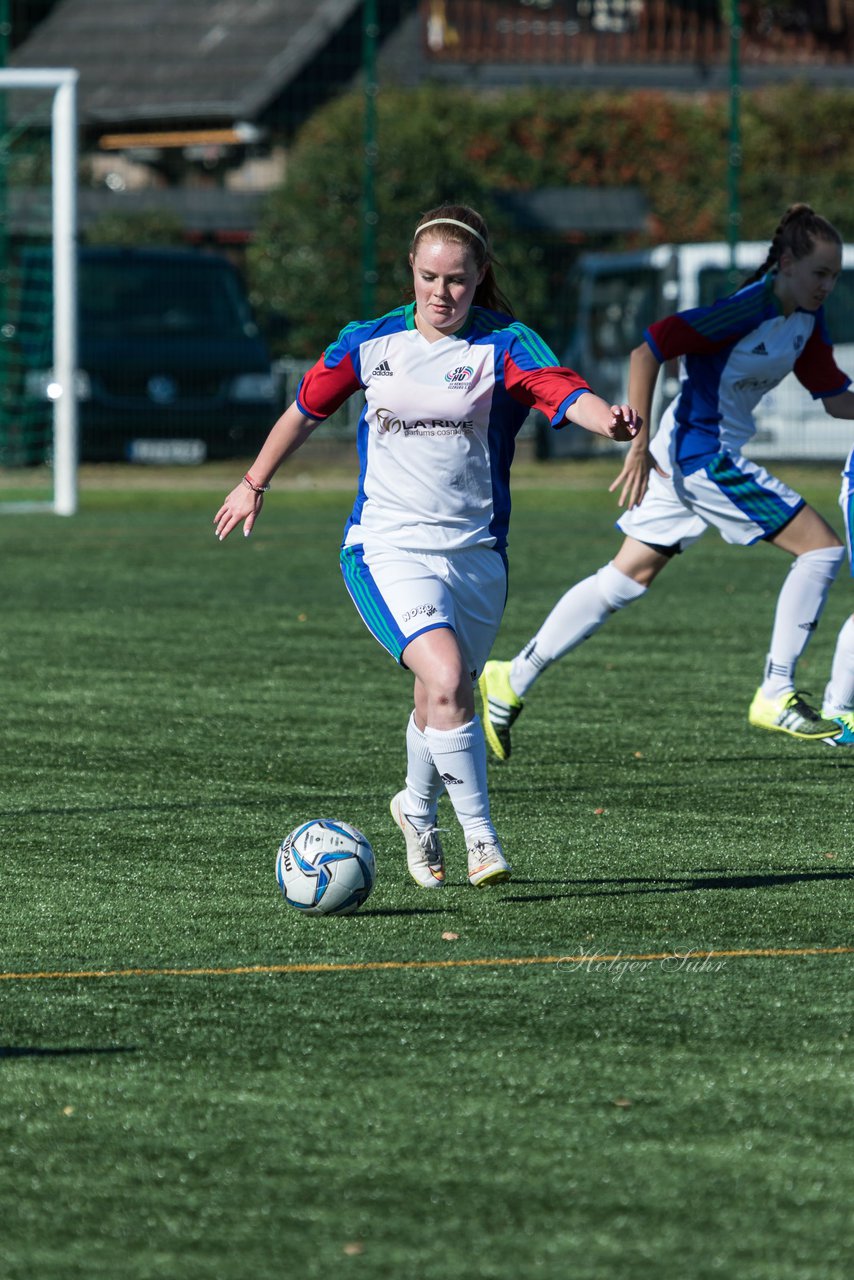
<box><xmin>243</xmin><ymin>473</ymin><xmax>271</xmax><ymax>494</ymax></box>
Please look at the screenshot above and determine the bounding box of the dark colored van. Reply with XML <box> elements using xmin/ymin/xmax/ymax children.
<box><xmin>15</xmin><ymin>246</ymin><xmax>281</xmax><ymax>463</ymax></box>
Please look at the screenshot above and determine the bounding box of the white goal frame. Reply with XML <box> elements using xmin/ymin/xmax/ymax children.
<box><xmin>0</xmin><ymin>68</ymin><xmax>78</xmax><ymax>515</ymax></box>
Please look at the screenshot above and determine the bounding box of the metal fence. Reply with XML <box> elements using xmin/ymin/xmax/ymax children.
<box><xmin>424</xmin><ymin>1</ymin><xmax>854</xmax><ymax>68</ymax></box>
<box><xmin>2</xmin><ymin>1</ymin><xmax>854</xmax><ymax>469</ymax></box>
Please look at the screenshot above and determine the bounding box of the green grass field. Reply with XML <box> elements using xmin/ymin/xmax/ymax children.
<box><xmin>1</xmin><ymin>457</ymin><xmax>851</xmax><ymax>1280</ymax></box>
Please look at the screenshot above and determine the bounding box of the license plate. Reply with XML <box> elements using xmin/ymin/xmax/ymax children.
<box><xmin>127</xmin><ymin>439</ymin><xmax>207</xmax><ymax>465</ymax></box>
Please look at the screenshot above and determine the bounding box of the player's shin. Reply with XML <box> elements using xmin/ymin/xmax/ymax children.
<box><xmin>510</xmin><ymin>562</ymin><xmax>648</xmax><ymax>697</ymax></box>
<box><xmin>761</xmin><ymin>545</ymin><xmax>846</xmax><ymax>696</ymax></box>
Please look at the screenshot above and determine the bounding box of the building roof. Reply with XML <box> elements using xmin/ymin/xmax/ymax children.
<box><xmin>493</xmin><ymin>187</ymin><xmax>649</xmax><ymax>237</ymax></box>
<box><xmin>10</xmin><ymin>0</ymin><xmax>370</xmax><ymax>128</ymax></box>
<box><xmin>14</xmin><ymin>0</ymin><xmax>851</xmax><ymax>140</ymax></box>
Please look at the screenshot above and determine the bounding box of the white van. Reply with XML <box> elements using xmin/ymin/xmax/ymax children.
<box><xmin>545</xmin><ymin>241</ymin><xmax>854</xmax><ymax>461</ymax></box>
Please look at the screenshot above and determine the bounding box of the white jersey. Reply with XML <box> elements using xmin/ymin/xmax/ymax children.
<box><xmin>646</xmin><ymin>273</ymin><xmax>850</xmax><ymax>475</ymax></box>
<box><xmin>296</xmin><ymin>303</ymin><xmax>591</xmax><ymax>553</ymax></box>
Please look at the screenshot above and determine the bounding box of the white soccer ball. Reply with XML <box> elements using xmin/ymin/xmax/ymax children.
<box><xmin>276</xmin><ymin>819</ymin><xmax>376</xmax><ymax>916</ymax></box>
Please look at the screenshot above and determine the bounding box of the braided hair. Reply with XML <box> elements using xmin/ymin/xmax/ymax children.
<box><xmin>742</xmin><ymin>203</ymin><xmax>842</xmax><ymax>286</ymax></box>
<box><xmin>410</xmin><ymin>204</ymin><xmax>515</xmax><ymax>317</ymax></box>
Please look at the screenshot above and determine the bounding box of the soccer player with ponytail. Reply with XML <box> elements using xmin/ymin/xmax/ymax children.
<box><xmin>480</xmin><ymin>204</ymin><xmax>854</xmax><ymax>756</ymax></box>
<box><xmin>821</xmin><ymin>448</ymin><xmax>854</xmax><ymax>744</ymax></box>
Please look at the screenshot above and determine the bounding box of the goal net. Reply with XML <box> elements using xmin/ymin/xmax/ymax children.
<box><xmin>0</xmin><ymin>68</ymin><xmax>77</xmax><ymax>515</ymax></box>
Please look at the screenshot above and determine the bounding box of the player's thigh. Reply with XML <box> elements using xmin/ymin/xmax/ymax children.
<box><xmin>339</xmin><ymin>541</ymin><xmax>506</xmax><ymax>676</ymax></box>
<box><xmin>685</xmin><ymin>453</ymin><xmax>806</xmax><ymax>547</ymax></box>
<box><xmin>340</xmin><ymin>540</ymin><xmax>454</xmax><ymax>664</ymax></box>
<box><xmin>443</xmin><ymin>545</ymin><xmax>507</xmax><ymax>678</ymax></box>
<box><xmin>768</xmin><ymin>503</ymin><xmax>842</xmax><ymax>555</ymax></box>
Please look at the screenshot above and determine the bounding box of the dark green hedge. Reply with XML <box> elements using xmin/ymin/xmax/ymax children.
<box><xmin>249</xmin><ymin>82</ymin><xmax>854</xmax><ymax>357</ymax></box>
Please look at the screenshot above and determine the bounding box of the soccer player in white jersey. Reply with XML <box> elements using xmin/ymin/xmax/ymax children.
<box><xmin>821</xmin><ymin>447</ymin><xmax>854</xmax><ymax>744</ymax></box>
<box><xmin>479</xmin><ymin>203</ymin><xmax>854</xmax><ymax>759</ymax></box>
<box><xmin>214</xmin><ymin>204</ymin><xmax>641</xmax><ymax>888</ymax></box>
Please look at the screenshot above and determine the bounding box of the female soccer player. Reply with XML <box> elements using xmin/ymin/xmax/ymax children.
<box><xmin>214</xmin><ymin>204</ymin><xmax>640</xmax><ymax>887</ymax></box>
<box><xmin>479</xmin><ymin>203</ymin><xmax>854</xmax><ymax>759</ymax></box>
<box><xmin>821</xmin><ymin>446</ymin><xmax>854</xmax><ymax>745</ymax></box>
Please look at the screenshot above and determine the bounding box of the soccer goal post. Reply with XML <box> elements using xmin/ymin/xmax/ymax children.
<box><xmin>0</xmin><ymin>67</ymin><xmax>78</xmax><ymax>516</ymax></box>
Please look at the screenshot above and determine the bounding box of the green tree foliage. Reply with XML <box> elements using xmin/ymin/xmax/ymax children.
<box><xmin>250</xmin><ymin>82</ymin><xmax>854</xmax><ymax>358</ymax></box>
<box><xmin>248</xmin><ymin>86</ymin><xmax>555</xmax><ymax>357</ymax></box>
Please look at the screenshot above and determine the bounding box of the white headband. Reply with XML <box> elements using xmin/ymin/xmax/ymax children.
<box><xmin>415</xmin><ymin>217</ymin><xmax>489</xmax><ymax>252</ymax></box>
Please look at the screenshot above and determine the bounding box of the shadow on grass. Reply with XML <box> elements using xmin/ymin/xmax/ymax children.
<box><xmin>358</xmin><ymin>905</ymin><xmax>454</xmax><ymax>917</ymax></box>
<box><xmin>0</xmin><ymin>799</ymin><xmax>257</xmax><ymax>819</ymax></box>
<box><xmin>1</xmin><ymin>1045</ymin><xmax>137</xmax><ymax>1060</ymax></box>
<box><xmin>503</xmin><ymin>868</ymin><xmax>854</xmax><ymax>904</ymax></box>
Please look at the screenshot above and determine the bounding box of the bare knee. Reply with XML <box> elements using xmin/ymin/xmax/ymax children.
<box><xmin>407</xmin><ymin>631</ymin><xmax>474</xmax><ymax>728</ymax></box>
<box><xmin>612</xmin><ymin>537</ymin><xmax>671</xmax><ymax>588</ymax></box>
<box><xmin>427</xmin><ymin>663</ymin><xmax>472</xmax><ymax>720</ymax></box>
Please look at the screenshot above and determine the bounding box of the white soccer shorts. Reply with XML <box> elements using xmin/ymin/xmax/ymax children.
<box><xmin>618</xmin><ymin>450</ymin><xmax>805</xmax><ymax>550</ymax></box>
<box><xmin>340</xmin><ymin>538</ymin><xmax>508</xmax><ymax>676</ymax></box>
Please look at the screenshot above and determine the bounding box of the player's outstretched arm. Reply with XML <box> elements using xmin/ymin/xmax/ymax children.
<box><xmin>565</xmin><ymin>392</ymin><xmax>642</xmax><ymax>442</ymax></box>
<box><xmin>214</xmin><ymin>403</ymin><xmax>318</xmax><ymax>541</ymax></box>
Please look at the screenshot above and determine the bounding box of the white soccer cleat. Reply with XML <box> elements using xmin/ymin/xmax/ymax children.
<box><xmin>467</xmin><ymin>837</ymin><xmax>511</xmax><ymax>887</ymax></box>
<box><xmin>390</xmin><ymin>791</ymin><xmax>446</xmax><ymax>889</ymax></box>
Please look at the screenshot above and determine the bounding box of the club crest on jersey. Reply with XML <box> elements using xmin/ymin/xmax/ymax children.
<box><xmin>445</xmin><ymin>365</ymin><xmax>474</xmax><ymax>387</ymax></box>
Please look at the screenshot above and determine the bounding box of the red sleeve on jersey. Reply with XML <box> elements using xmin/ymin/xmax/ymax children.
<box><xmin>503</xmin><ymin>354</ymin><xmax>591</xmax><ymax>421</ymax></box>
<box><xmin>793</xmin><ymin>326</ymin><xmax>851</xmax><ymax>399</ymax></box>
<box><xmin>297</xmin><ymin>352</ymin><xmax>363</xmax><ymax>420</ymax></box>
<box><xmin>646</xmin><ymin>314</ymin><xmax>723</xmax><ymax>361</ymax></box>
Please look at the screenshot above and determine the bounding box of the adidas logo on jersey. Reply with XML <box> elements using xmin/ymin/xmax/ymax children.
<box><xmin>750</xmin><ymin>341</ymin><xmax>768</xmax><ymax>355</ymax></box>
<box><xmin>372</xmin><ymin>359</ymin><xmax>393</xmax><ymax>377</ymax></box>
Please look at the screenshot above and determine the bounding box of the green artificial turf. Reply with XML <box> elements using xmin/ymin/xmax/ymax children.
<box><xmin>1</xmin><ymin>463</ymin><xmax>851</xmax><ymax>1279</ymax></box>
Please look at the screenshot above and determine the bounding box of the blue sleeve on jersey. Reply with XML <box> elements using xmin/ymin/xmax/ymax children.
<box><xmin>644</xmin><ymin>327</ymin><xmax>665</xmax><ymax>363</ymax></box>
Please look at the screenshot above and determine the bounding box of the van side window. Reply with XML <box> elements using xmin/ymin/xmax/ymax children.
<box><xmin>589</xmin><ymin>267</ymin><xmax>662</xmax><ymax>359</ymax></box>
<box><xmin>822</xmin><ymin>269</ymin><xmax>854</xmax><ymax>344</ymax></box>
<box><xmin>697</xmin><ymin>265</ymin><xmax>754</xmax><ymax>307</ymax></box>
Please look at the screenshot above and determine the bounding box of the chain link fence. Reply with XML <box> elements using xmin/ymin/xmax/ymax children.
<box><xmin>2</xmin><ymin>1</ymin><xmax>854</xmax><ymax>467</ymax></box>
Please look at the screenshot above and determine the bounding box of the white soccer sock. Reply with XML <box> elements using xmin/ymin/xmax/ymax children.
<box><xmin>823</xmin><ymin>613</ymin><xmax>854</xmax><ymax>713</ymax></box>
<box><xmin>423</xmin><ymin>717</ymin><xmax>497</xmax><ymax>846</ymax></box>
<box><xmin>761</xmin><ymin>546</ymin><xmax>846</xmax><ymax>697</ymax></box>
<box><xmin>403</xmin><ymin>711</ymin><xmax>445</xmax><ymax>831</ymax></box>
<box><xmin>509</xmin><ymin>562</ymin><xmax>648</xmax><ymax>697</ymax></box>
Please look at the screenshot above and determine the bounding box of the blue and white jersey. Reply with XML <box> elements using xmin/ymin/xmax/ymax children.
<box><xmin>646</xmin><ymin>273</ymin><xmax>851</xmax><ymax>475</ymax></box>
<box><xmin>842</xmin><ymin>445</ymin><xmax>854</xmax><ymax>575</ymax></box>
<box><xmin>295</xmin><ymin>303</ymin><xmax>591</xmax><ymax>553</ymax></box>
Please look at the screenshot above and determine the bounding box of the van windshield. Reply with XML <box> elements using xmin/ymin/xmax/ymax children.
<box><xmin>588</xmin><ymin>267</ymin><xmax>663</xmax><ymax>360</ymax></box>
<box><xmin>697</xmin><ymin>265</ymin><xmax>750</xmax><ymax>307</ymax></box>
<box><xmin>79</xmin><ymin>258</ymin><xmax>255</xmax><ymax>339</ymax></box>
